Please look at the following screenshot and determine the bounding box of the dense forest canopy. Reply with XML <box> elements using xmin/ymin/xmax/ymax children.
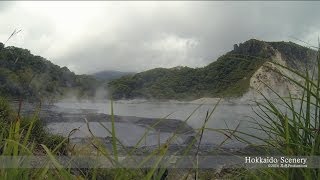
<box><xmin>108</xmin><ymin>39</ymin><xmax>317</xmax><ymax>100</ymax></box>
<box><xmin>0</xmin><ymin>42</ymin><xmax>101</xmax><ymax>101</ymax></box>
<box><xmin>0</xmin><ymin>39</ymin><xmax>316</xmax><ymax>101</ymax></box>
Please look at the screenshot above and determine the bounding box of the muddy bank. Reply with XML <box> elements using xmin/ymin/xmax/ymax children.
<box><xmin>43</xmin><ymin>112</ymin><xmax>195</xmax><ymax>135</ymax></box>
<box><xmin>15</xmin><ymin>102</ymin><xmax>195</xmax><ymax>135</ymax></box>
<box><xmin>14</xmin><ymin>102</ymin><xmax>198</xmax><ymax>148</ymax></box>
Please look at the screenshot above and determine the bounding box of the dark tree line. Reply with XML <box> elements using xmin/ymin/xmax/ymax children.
<box><xmin>0</xmin><ymin>42</ymin><xmax>101</xmax><ymax>101</ymax></box>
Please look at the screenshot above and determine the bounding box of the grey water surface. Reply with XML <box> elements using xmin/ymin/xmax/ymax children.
<box><xmin>46</xmin><ymin>99</ymin><xmax>262</xmax><ymax>148</ymax></box>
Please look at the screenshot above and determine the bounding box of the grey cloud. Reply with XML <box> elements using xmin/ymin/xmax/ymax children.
<box><xmin>2</xmin><ymin>2</ymin><xmax>320</xmax><ymax>74</ymax></box>
<box><xmin>0</xmin><ymin>2</ymin><xmax>15</xmax><ymax>12</ymax></box>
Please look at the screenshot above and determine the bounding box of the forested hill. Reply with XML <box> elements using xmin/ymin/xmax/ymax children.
<box><xmin>108</xmin><ymin>39</ymin><xmax>317</xmax><ymax>100</ymax></box>
<box><xmin>0</xmin><ymin>42</ymin><xmax>100</xmax><ymax>101</ymax></box>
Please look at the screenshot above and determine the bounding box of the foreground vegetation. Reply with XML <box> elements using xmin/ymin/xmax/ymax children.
<box><xmin>0</xmin><ymin>95</ymin><xmax>226</xmax><ymax>179</ymax></box>
<box><xmin>0</xmin><ymin>38</ymin><xmax>319</xmax><ymax>179</ymax></box>
<box><xmin>1</xmin><ymin>51</ymin><xmax>320</xmax><ymax>179</ymax></box>
<box><xmin>0</xmin><ymin>97</ymin><xmax>70</xmax><ymax>179</ymax></box>
<box><xmin>219</xmin><ymin>45</ymin><xmax>320</xmax><ymax>179</ymax></box>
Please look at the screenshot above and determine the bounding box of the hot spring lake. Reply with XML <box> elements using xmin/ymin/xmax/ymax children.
<box><xmin>22</xmin><ymin>98</ymin><xmax>262</xmax><ymax>149</ymax></box>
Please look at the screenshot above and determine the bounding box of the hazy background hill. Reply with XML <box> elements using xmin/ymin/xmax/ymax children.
<box><xmin>108</xmin><ymin>39</ymin><xmax>317</xmax><ymax>100</ymax></box>
<box><xmin>92</xmin><ymin>70</ymin><xmax>134</xmax><ymax>82</ymax></box>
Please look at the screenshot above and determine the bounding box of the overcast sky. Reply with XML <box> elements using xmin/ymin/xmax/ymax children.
<box><xmin>0</xmin><ymin>1</ymin><xmax>320</xmax><ymax>74</ymax></box>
